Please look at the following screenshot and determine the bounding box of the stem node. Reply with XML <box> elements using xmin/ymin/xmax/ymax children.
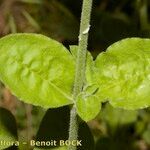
<box><xmin>68</xmin><ymin>0</ymin><xmax>93</xmax><ymax>150</ymax></box>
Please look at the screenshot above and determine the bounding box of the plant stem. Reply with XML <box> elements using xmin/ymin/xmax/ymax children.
<box><xmin>68</xmin><ymin>0</ymin><xmax>93</xmax><ymax>150</ymax></box>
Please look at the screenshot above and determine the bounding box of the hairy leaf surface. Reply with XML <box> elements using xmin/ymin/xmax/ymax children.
<box><xmin>94</xmin><ymin>38</ymin><xmax>150</xmax><ymax>109</ymax></box>
<box><xmin>0</xmin><ymin>34</ymin><xmax>75</xmax><ymax>108</ymax></box>
<box><xmin>76</xmin><ymin>92</ymin><xmax>101</xmax><ymax>121</ymax></box>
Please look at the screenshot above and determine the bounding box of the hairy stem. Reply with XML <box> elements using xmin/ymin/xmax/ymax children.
<box><xmin>68</xmin><ymin>106</ymin><xmax>78</xmax><ymax>150</ymax></box>
<box><xmin>68</xmin><ymin>0</ymin><xmax>93</xmax><ymax>150</ymax></box>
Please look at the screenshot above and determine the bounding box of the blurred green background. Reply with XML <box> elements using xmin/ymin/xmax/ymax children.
<box><xmin>0</xmin><ymin>0</ymin><xmax>150</xmax><ymax>150</ymax></box>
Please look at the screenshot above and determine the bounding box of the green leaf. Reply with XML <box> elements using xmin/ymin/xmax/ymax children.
<box><xmin>35</xmin><ymin>106</ymin><xmax>94</xmax><ymax>150</ymax></box>
<box><xmin>69</xmin><ymin>45</ymin><xmax>78</xmax><ymax>58</ymax></box>
<box><xmin>0</xmin><ymin>107</ymin><xmax>18</xmax><ymax>149</ymax></box>
<box><xmin>94</xmin><ymin>38</ymin><xmax>150</xmax><ymax>109</ymax></box>
<box><xmin>76</xmin><ymin>92</ymin><xmax>101</xmax><ymax>122</ymax></box>
<box><xmin>0</xmin><ymin>33</ymin><xmax>75</xmax><ymax>108</ymax></box>
<box><xmin>101</xmin><ymin>104</ymin><xmax>138</xmax><ymax>128</ymax></box>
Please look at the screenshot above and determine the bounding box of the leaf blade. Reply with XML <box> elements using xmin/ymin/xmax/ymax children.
<box><xmin>76</xmin><ymin>93</ymin><xmax>101</xmax><ymax>122</ymax></box>
<box><xmin>0</xmin><ymin>33</ymin><xmax>75</xmax><ymax>108</ymax></box>
<box><xmin>95</xmin><ymin>38</ymin><xmax>150</xmax><ymax>109</ymax></box>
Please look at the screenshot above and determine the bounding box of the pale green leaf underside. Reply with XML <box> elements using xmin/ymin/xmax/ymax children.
<box><xmin>0</xmin><ymin>34</ymin><xmax>75</xmax><ymax>108</ymax></box>
<box><xmin>95</xmin><ymin>38</ymin><xmax>150</xmax><ymax>109</ymax></box>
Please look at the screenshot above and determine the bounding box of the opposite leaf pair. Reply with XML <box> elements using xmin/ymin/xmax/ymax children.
<box><xmin>0</xmin><ymin>34</ymin><xmax>150</xmax><ymax>121</ymax></box>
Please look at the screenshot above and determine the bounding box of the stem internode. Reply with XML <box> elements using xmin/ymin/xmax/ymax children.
<box><xmin>68</xmin><ymin>0</ymin><xmax>93</xmax><ymax>150</ymax></box>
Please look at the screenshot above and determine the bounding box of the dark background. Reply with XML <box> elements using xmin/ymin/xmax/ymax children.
<box><xmin>0</xmin><ymin>0</ymin><xmax>150</xmax><ymax>150</ymax></box>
